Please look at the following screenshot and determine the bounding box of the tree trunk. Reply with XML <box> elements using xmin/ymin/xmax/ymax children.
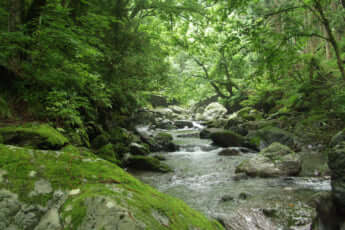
<box><xmin>8</xmin><ymin>0</ymin><xmax>23</xmax><ymax>32</ymax></box>
<box><xmin>314</xmin><ymin>0</ymin><xmax>345</xmax><ymax>79</ymax></box>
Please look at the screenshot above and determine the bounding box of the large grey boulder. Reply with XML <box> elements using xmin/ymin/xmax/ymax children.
<box><xmin>235</xmin><ymin>143</ymin><xmax>301</xmax><ymax>177</ymax></box>
<box><xmin>202</xmin><ymin>103</ymin><xmax>227</xmax><ymax>121</ymax></box>
<box><xmin>215</xmin><ymin>208</ymin><xmax>277</xmax><ymax>230</ymax></box>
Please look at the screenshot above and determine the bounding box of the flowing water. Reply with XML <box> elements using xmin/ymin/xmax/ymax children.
<box><xmin>132</xmin><ymin>124</ymin><xmax>331</xmax><ymax>229</ymax></box>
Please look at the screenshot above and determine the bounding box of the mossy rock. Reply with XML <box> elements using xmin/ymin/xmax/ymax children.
<box><xmin>236</xmin><ymin>143</ymin><xmax>301</xmax><ymax>177</ymax></box>
<box><xmin>66</xmin><ymin>127</ymin><xmax>90</xmax><ymax>148</ymax></box>
<box><xmin>0</xmin><ymin>144</ymin><xmax>223</xmax><ymax>230</ymax></box>
<box><xmin>155</xmin><ymin>132</ymin><xmax>173</xmax><ymax>143</ymax></box>
<box><xmin>129</xmin><ymin>143</ymin><xmax>150</xmax><ymax>155</ymax></box>
<box><xmin>0</xmin><ymin>123</ymin><xmax>68</xmax><ymax>150</ymax></box>
<box><xmin>210</xmin><ymin>130</ymin><xmax>245</xmax><ymax>147</ymax></box>
<box><xmin>91</xmin><ymin>134</ymin><xmax>110</xmax><ymax>149</ymax></box>
<box><xmin>153</xmin><ymin>132</ymin><xmax>179</xmax><ymax>152</ymax></box>
<box><xmin>109</xmin><ymin>127</ymin><xmax>132</xmax><ymax>145</ymax></box>
<box><xmin>97</xmin><ymin>143</ymin><xmax>119</xmax><ymax>164</ymax></box>
<box><xmin>248</xmin><ymin>126</ymin><xmax>295</xmax><ymax>150</ymax></box>
<box><xmin>125</xmin><ymin>155</ymin><xmax>172</xmax><ymax>173</ymax></box>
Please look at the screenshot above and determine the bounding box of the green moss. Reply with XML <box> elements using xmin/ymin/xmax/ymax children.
<box><xmin>0</xmin><ymin>134</ymin><xmax>3</xmax><ymax>144</ymax></box>
<box><xmin>0</xmin><ymin>123</ymin><xmax>68</xmax><ymax>149</ymax></box>
<box><xmin>210</xmin><ymin>130</ymin><xmax>245</xmax><ymax>147</ymax></box>
<box><xmin>0</xmin><ymin>144</ymin><xmax>223</xmax><ymax>230</ymax></box>
<box><xmin>155</xmin><ymin>132</ymin><xmax>173</xmax><ymax>142</ymax></box>
<box><xmin>97</xmin><ymin>143</ymin><xmax>119</xmax><ymax>164</ymax></box>
<box><xmin>91</xmin><ymin>134</ymin><xmax>109</xmax><ymax>149</ymax></box>
<box><xmin>66</xmin><ymin>128</ymin><xmax>90</xmax><ymax>148</ymax></box>
<box><xmin>126</xmin><ymin>155</ymin><xmax>172</xmax><ymax>172</ymax></box>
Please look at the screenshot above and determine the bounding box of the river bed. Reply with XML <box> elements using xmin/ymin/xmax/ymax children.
<box><xmin>131</xmin><ymin>125</ymin><xmax>331</xmax><ymax>229</ymax></box>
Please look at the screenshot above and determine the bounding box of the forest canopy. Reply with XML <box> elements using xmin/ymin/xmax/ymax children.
<box><xmin>0</xmin><ymin>0</ymin><xmax>344</xmax><ymax>131</ymax></box>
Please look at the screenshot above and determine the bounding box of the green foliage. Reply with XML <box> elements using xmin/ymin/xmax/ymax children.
<box><xmin>0</xmin><ymin>123</ymin><xmax>68</xmax><ymax>149</ymax></box>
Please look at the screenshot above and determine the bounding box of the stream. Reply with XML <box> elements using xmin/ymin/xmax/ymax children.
<box><xmin>132</xmin><ymin>123</ymin><xmax>331</xmax><ymax>229</ymax></box>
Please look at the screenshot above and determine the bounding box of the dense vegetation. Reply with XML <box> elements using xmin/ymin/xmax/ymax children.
<box><xmin>1</xmin><ymin>0</ymin><xmax>344</xmax><ymax>138</ymax></box>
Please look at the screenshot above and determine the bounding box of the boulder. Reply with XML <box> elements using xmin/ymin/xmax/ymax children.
<box><xmin>215</xmin><ymin>209</ymin><xmax>277</xmax><ymax>230</ymax></box>
<box><xmin>154</xmin><ymin>119</ymin><xmax>175</xmax><ymax>130</ymax></box>
<box><xmin>210</xmin><ymin>131</ymin><xmax>245</xmax><ymax>147</ymax></box>
<box><xmin>248</xmin><ymin>126</ymin><xmax>296</xmax><ymax>150</ymax></box>
<box><xmin>202</xmin><ymin>102</ymin><xmax>227</xmax><ymax>121</ymax></box>
<box><xmin>328</xmin><ymin>142</ymin><xmax>345</xmax><ymax>215</ymax></box>
<box><xmin>129</xmin><ymin>143</ymin><xmax>149</xmax><ymax>155</ymax></box>
<box><xmin>191</xmin><ymin>95</ymin><xmax>219</xmax><ymax>114</ymax></box>
<box><xmin>174</xmin><ymin>120</ymin><xmax>194</xmax><ymax>129</ymax></box>
<box><xmin>92</xmin><ymin>134</ymin><xmax>110</xmax><ymax>149</ymax></box>
<box><xmin>236</xmin><ymin>107</ymin><xmax>263</xmax><ymax>121</ymax></box>
<box><xmin>97</xmin><ymin>144</ymin><xmax>119</xmax><ymax>164</ymax></box>
<box><xmin>0</xmin><ymin>144</ymin><xmax>222</xmax><ymax>230</ymax></box>
<box><xmin>204</xmin><ymin>119</ymin><xmax>228</xmax><ymax>129</ymax></box>
<box><xmin>125</xmin><ymin>155</ymin><xmax>172</xmax><ymax>173</ymax></box>
<box><xmin>218</xmin><ymin>148</ymin><xmax>242</xmax><ymax>156</ymax></box>
<box><xmin>225</xmin><ymin>116</ymin><xmax>248</xmax><ymax>136</ymax></box>
<box><xmin>153</xmin><ymin>132</ymin><xmax>179</xmax><ymax>152</ymax></box>
<box><xmin>311</xmin><ymin>192</ymin><xmax>344</xmax><ymax>230</ymax></box>
<box><xmin>0</xmin><ymin>123</ymin><xmax>68</xmax><ymax>150</ymax></box>
<box><xmin>235</xmin><ymin>143</ymin><xmax>301</xmax><ymax>177</ymax></box>
<box><xmin>200</xmin><ymin>128</ymin><xmax>224</xmax><ymax>139</ymax></box>
<box><xmin>169</xmin><ymin>105</ymin><xmax>188</xmax><ymax>115</ymax></box>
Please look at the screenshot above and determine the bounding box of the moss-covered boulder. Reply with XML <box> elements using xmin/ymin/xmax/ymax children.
<box><xmin>125</xmin><ymin>155</ymin><xmax>172</xmax><ymax>173</ymax></box>
<box><xmin>0</xmin><ymin>144</ymin><xmax>223</xmax><ymax>230</ymax></box>
<box><xmin>248</xmin><ymin>126</ymin><xmax>296</xmax><ymax>150</ymax></box>
<box><xmin>153</xmin><ymin>132</ymin><xmax>179</xmax><ymax>152</ymax></box>
<box><xmin>97</xmin><ymin>143</ymin><xmax>119</xmax><ymax>164</ymax></box>
<box><xmin>0</xmin><ymin>123</ymin><xmax>68</xmax><ymax>150</ymax></box>
<box><xmin>210</xmin><ymin>130</ymin><xmax>245</xmax><ymax>147</ymax></box>
<box><xmin>129</xmin><ymin>143</ymin><xmax>150</xmax><ymax>155</ymax></box>
<box><xmin>66</xmin><ymin>127</ymin><xmax>90</xmax><ymax>148</ymax></box>
<box><xmin>235</xmin><ymin>143</ymin><xmax>301</xmax><ymax>177</ymax></box>
<box><xmin>91</xmin><ymin>133</ymin><xmax>110</xmax><ymax>149</ymax></box>
<box><xmin>236</xmin><ymin>107</ymin><xmax>263</xmax><ymax>121</ymax></box>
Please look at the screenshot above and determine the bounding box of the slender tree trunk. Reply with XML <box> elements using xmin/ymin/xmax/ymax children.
<box><xmin>314</xmin><ymin>0</ymin><xmax>345</xmax><ymax>79</ymax></box>
<box><xmin>8</xmin><ymin>0</ymin><xmax>22</xmax><ymax>32</ymax></box>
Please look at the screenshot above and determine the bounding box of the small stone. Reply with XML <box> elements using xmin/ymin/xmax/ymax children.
<box><xmin>69</xmin><ymin>189</ymin><xmax>80</xmax><ymax>196</ymax></box>
<box><xmin>29</xmin><ymin>171</ymin><xmax>36</xmax><ymax>178</ymax></box>
<box><xmin>220</xmin><ymin>195</ymin><xmax>234</xmax><ymax>202</ymax></box>
<box><xmin>64</xmin><ymin>205</ymin><xmax>73</xmax><ymax>212</ymax></box>
<box><xmin>65</xmin><ymin>216</ymin><xmax>72</xmax><ymax>225</ymax></box>
<box><xmin>33</xmin><ymin>179</ymin><xmax>53</xmax><ymax>195</ymax></box>
<box><xmin>262</xmin><ymin>208</ymin><xmax>278</xmax><ymax>217</ymax></box>
<box><xmin>106</xmin><ymin>201</ymin><xmax>115</xmax><ymax>209</ymax></box>
<box><xmin>238</xmin><ymin>192</ymin><xmax>250</xmax><ymax>200</ymax></box>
